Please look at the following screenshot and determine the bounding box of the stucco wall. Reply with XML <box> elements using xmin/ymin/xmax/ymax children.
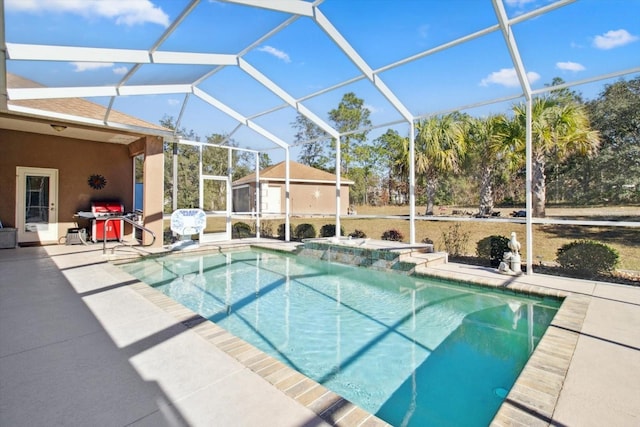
<box><xmin>288</xmin><ymin>182</ymin><xmax>350</xmax><ymax>215</ymax></box>
<box><xmin>232</xmin><ymin>181</ymin><xmax>350</xmax><ymax>215</ymax></box>
<box><xmin>141</xmin><ymin>136</ymin><xmax>164</xmax><ymax>247</ymax></box>
<box><xmin>0</xmin><ymin>129</ymin><xmax>133</xmax><ymax>243</ymax></box>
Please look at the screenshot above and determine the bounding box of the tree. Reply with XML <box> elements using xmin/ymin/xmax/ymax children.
<box><xmin>328</xmin><ymin>92</ymin><xmax>371</xmax><ymax>175</ymax></box>
<box><xmin>347</xmin><ymin>167</ymin><xmax>371</xmax><ymax>205</ymax></box>
<box><xmin>373</xmin><ymin>129</ymin><xmax>410</xmax><ymax>204</ymax></box>
<box><xmin>160</xmin><ymin>115</ymin><xmax>200</xmax><ymax>211</ymax></box>
<box><xmin>510</xmin><ymin>97</ymin><xmax>600</xmax><ymax>216</ymax></box>
<box><xmin>584</xmin><ymin>76</ymin><xmax>640</xmax><ymax>204</ymax></box>
<box><xmin>415</xmin><ymin>114</ymin><xmax>466</xmax><ymax>215</ymax></box>
<box><xmin>160</xmin><ymin>115</ymin><xmax>272</xmax><ymax>212</ymax></box>
<box><xmin>202</xmin><ymin>133</ymin><xmax>230</xmax><ymax>176</ymax></box>
<box><xmin>464</xmin><ymin>114</ymin><xmax>512</xmax><ymax>216</ymax></box>
<box><xmin>292</xmin><ymin>113</ymin><xmax>330</xmax><ymax>171</ymax></box>
<box><xmin>543</xmin><ymin>78</ymin><xmax>588</xmax><ymax>204</ymax></box>
<box><xmin>200</xmin><ymin>133</ymin><xmax>271</xmax><ymax>180</ymax></box>
<box><xmin>546</xmin><ymin>77</ymin><xmax>584</xmax><ymax>104</ymax></box>
<box><xmin>257</xmin><ymin>152</ymin><xmax>272</xmax><ymax>170</ymax></box>
<box><xmin>351</xmin><ymin>140</ymin><xmax>389</xmax><ymax>205</ymax></box>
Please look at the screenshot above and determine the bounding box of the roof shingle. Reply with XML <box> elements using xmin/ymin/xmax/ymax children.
<box><xmin>233</xmin><ymin>161</ymin><xmax>354</xmax><ymax>185</ymax></box>
<box><xmin>7</xmin><ymin>73</ymin><xmax>168</xmax><ymax>131</ymax></box>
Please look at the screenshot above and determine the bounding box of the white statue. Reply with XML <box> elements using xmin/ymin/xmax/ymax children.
<box><xmin>508</xmin><ymin>231</ymin><xmax>521</xmax><ymax>256</ymax></box>
<box><xmin>498</xmin><ymin>251</ymin><xmax>513</xmax><ymax>274</ymax></box>
<box><xmin>499</xmin><ymin>232</ymin><xmax>522</xmax><ymax>275</ymax></box>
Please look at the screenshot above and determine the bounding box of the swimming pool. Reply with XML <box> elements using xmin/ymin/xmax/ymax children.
<box><xmin>120</xmin><ymin>249</ymin><xmax>561</xmax><ymax>426</ymax></box>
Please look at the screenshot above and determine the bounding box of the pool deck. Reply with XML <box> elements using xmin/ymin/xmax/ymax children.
<box><xmin>0</xmin><ymin>239</ymin><xmax>638</xmax><ymax>426</ymax></box>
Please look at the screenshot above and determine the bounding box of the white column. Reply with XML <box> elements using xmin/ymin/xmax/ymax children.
<box><xmin>172</xmin><ymin>141</ymin><xmax>178</xmax><ymax>211</ymax></box>
<box><xmin>255</xmin><ymin>151</ymin><xmax>260</xmax><ymax>239</ymax></box>
<box><xmin>525</xmin><ymin>99</ymin><xmax>533</xmax><ymax>274</ymax></box>
<box><xmin>0</xmin><ymin>1</ymin><xmax>7</xmax><ymax>111</ymax></box>
<box><xmin>409</xmin><ymin>121</ymin><xmax>416</xmax><ymax>244</ymax></box>
<box><xmin>285</xmin><ymin>148</ymin><xmax>291</xmax><ymax>242</ymax></box>
<box><xmin>335</xmin><ymin>135</ymin><xmax>341</xmax><ymax>238</ymax></box>
<box><xmin>226</xmin><ymin>148</ymin><xmax>232</xmax><ymax>238</ymax></box>
<box><xmin>198</xmin><ymin>144</ymin><xmax>203</xmax><ymax>207</ymax></box>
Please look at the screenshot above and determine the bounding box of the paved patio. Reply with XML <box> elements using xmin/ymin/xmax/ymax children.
<box><xmin>0</xmin><ymin>241</ymin><xmax>638</xmax><ymax>426</ymax></box>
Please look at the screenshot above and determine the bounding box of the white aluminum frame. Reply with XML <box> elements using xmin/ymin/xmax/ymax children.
<box><xmin>1</xmin><ymin>0</ymin><xmax>638</xmax><ymax>271</ymax></box>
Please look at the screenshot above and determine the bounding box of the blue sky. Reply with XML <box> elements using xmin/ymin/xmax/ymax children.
<box><xmin>4</xmin><ymin>0</ymin><xmax>640</xmax><ymax>160</ymax></box>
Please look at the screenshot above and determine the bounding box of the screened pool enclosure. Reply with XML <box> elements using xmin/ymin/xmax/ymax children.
<box><xmin>2</xmin><ymin>0</ymin><xmax>639</xmax><ymax>272</ymax></box>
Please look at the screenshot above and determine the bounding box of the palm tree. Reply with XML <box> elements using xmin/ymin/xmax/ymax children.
<box><xmin>464</xmin><ymin>114</ymin><xmax>512</xmax><ymax>216</ymax></box>
<box><xmin>415</xmin><ymin>114</ymin><xmax>466</xmax><ymax>215</ymax></box>
<box><xmin>511</xmin><ymin>97</ymin><xmax>600</xmax><ymax>217</ymax></box>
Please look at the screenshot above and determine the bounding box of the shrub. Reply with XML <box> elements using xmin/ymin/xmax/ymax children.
<box><xmin>253</xmin><ymin>220</ymin><xmax>274</xmax><ymax>238</ymax></box>
<box><xmin>381</xmin><ymin>228</ymin><xmax>404</xmax><ymax>241</ymax></box>
<box><xmin>349</xmin><ymin>229</ymin><xmax>367</xmax><ymax>238</ymax></box>
<box><xmin>421</xmin><ymin>237</ymin><xmax>434</xmax><ymax>245</ymax></box>
<box><xmin>277</xmin><ymin>223</ymin><xmax>294</xmax><ymax>240</ymax></box>
<box><xmin>232</xmin><ymin>222</ymin><xmax>253</xmax><ymax>239</ymax></box>
<box><xmin>556</xmin><ymin>240</ymin><xmax>619</xmax><ymax>277</ymax></box>
<box><xmin>320</xmin><ymin>224</ymin><xmax>345</xmax><ymax>237</ymax></box>
<box><xmin>294</xmin><ymin>223</ymin><xmax>316</xmax><ymax>240</ymax></box>
<box><xmin>441</xmin><ymin>223</ymin><xmax>469</xmax><ymax>257</ymax></box>
<box><xmin>476</xmin><ymin>235</ymin><xmax>511</xmax><ymax>267</ymax></box>
<box><xmin>163</xmin><ymin>229</ymin><xmax>174</xmax><ymax>245</ymax></box>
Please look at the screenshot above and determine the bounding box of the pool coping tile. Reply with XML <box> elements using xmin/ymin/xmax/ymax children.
<box><xmin>127</xmin><ymin>278</ymin><xmax>393</xmax><ymax>426</ymax></box>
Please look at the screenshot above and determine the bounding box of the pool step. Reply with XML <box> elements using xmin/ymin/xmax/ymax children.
<box><xmin>398</xmin><ymin>251</ymin><xmax>448</xmax><ymax>269</ymax></box>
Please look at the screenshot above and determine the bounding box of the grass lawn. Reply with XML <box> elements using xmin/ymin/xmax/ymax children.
<box><xmin>256</xmin><ymin>204</ymin><xmax>640</xmax><ymax>273</ymax></box>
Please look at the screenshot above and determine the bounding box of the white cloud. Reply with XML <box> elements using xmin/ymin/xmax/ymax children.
<box><xmin>480</xmin><ymin>68</ymin><xmax>540</xmax><ymax>88</ymax></box>
<box><xmin>4</xmin><ymin>0</ymin><xmax>39</xmax><ymax>10</ymax></box>
<box><xmin>503</xmin><ymin>0</ymin><xmax>537</xmax><ymax>17</ymax></box>
<box><xmin>71</xmin><ymin>62</ymin><xmax>114</xmax><ymax>72</ymax></box>
<box><xmin>5</xmin><ymin>0</ymin><xmax>169</xmax><ymax>27</ymax></box>
<box><xmin>418</xmin><ymin>24</ymin><xmax>429</xmax><ymax>39</ymax></box>
<box><xmin>364</xmin><ymin>104</ymin><xmax>381</xmax><ymax>114</ymax></box>
<box><xmin>504</xmin><ymin>0</ymin><xmax>536</xmax><ymax>7</ymax></box>
<box><xmin>556</xmin><ymin>61</ymin><xmax>585</xmax><ymax>72</ymax></box>
<box><xmin>168</xmin><ymin>99</ymin><xmax>182</xmax><ymax>107</ymax></box>
<box><xmin>593</xmin><ymin>29</ymin><xmax>638</xmax><ymax>50</ymax></box>
<box><xmin>258</xmin><ymin>46</ymin><xmax>291</xmax><ymax>63</ymax></box>
<box><xmin>113</xmin><ymin>66</ymin><xmax>128</xmax><ymax>75</ymax></box>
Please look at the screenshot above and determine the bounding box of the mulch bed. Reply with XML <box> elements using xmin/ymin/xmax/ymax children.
<box><xmin>449</xmin><ymin>255</ymin><xmax>640</xmax><ymax>287</ymax></box>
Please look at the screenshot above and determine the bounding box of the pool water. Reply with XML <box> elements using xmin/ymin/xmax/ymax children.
<box><xmin>120</xmin><ymin>249</ymin><xmax>561</xmax><ymax>426</ymax></box>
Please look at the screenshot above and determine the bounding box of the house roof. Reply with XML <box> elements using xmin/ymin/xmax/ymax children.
<box><xmin>7</xmin><ymin>73</ymin><xmax>168</xmax><ymax>132</ymax></box>
<box><xmin>233</xmin><ymin>161</ymin><xmax>354</xmax><ymax>186</ymax></box>
<box><xmin>2</xmin><ymin>73</ymin><xmax>171</xmax><ymax>144</ymax></box>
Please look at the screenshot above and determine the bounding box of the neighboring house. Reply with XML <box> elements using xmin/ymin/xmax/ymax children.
<box><xmin>232</xmin><ymin>161</ymin><xmax>354</xmax><ymax>216</ymax></box>
<box><xmin>0</xmin><ymin>73</ymin><xmax>168</xmax><ymax>247</ymax></box>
